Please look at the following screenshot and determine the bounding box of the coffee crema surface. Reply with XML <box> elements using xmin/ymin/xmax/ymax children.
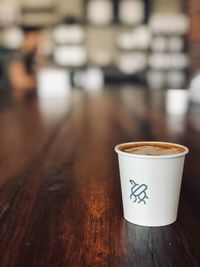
<box><xmin>121</xmin><ymin>143</ymin><xmax>185</xmax><ymax>156</ymax></box>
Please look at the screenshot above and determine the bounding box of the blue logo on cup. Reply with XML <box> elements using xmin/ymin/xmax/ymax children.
<box><xmin>129</xmin><ymin>180</ymin><xmax>148</xmax><ymax>204</ymax></box>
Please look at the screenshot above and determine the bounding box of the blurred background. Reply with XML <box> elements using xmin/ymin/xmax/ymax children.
<box><xmin>0</xmin><ymin>0</ymin><xmax>199</xmax><ymax>93</ymax></box>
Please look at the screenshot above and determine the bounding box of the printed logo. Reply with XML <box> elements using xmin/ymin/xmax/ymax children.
<box><xmin>129</xmin><ymin>180</ymin><xmax>148</xmax><ymax>204</ymax></box>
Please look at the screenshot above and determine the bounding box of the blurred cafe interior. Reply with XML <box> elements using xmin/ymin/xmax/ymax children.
<box><xmin>1</xmin><ymin>0</ymin><xmax>200</xmax><ymax>115</ymax></box>
<box><xmin>1</xmin><ymin>1</ymin><xmax>200</xmax><ymax>266</ymax></box>
<box><xmin>0</xmin><ymin>0</ymin><xmax>198</xmax><ymax>93</ymax></box>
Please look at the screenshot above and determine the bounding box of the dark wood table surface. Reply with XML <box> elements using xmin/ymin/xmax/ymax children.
<box><xmin>0</xmin><ymin>87</ymin><xmax>199</xmax><ymax>267</ymax></box>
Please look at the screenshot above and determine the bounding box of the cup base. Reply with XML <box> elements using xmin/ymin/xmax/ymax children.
<box><xmin>124</xmin><ymin>216</ymin><xmax>177</xmax><ymax>227</ymax></box>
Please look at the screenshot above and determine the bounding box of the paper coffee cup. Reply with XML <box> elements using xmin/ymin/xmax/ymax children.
<box><xmin>115</xmin><ymin>141</ymin><xmax>188</xmax><ymax>227</ymax></box>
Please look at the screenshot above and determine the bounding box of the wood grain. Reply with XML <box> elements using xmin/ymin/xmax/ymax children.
<box><xmin>0</xmin><ymin>87</ymin><xmax>199</xmax><ymax>267</ymax></box>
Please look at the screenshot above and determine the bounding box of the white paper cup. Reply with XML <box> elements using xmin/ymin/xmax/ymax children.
<box><xmin>115</xmin><ymin>141</ymin><xmax>189</xmax><ymax>227</ymax></box>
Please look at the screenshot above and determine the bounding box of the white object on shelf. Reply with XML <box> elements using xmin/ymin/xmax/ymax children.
<box><xmin>116</xmin><ymin>33</ymin><xmax>133</xmax><ymax>50</ymax></box>
<box><xmin>74</xmin><ymin>68</ymin><xmax>104</xmax><ymax>90</ymax></box>
<box><xmin>117</xmin><ymin>26</ymin><xmax>151</xmax><ymax>50</ymax></box>
<box><xmin>54</xmin><ymin>46</ymin><xmax>86</xmax><ymax>66</ymax></box>
<box><xmin>149</xmin><ymin>53</ymin><xmax>188</xmax><ymax>69</ymax></box>
<box><xmin>168</xmin><ymin>36</ymin><xmax>184</xmax><ymax>52</ymax></box>
<box><xmin>2</xmin><ymin>27</ymin><xmax>24</xmax><ymax>50</ymax></box>
<box><xmin>87</xmin><ymin>0</ymin><xmax>113</xmax><ymax>25</ymax></box>
<box><xmin>149</xmin><ymin>53</ymin><xmax>171</xmax><ymax>69</ymax></box>
<box><xmin>151</xmin><ymin>36</ymin><xmax>167</xmax><ymax>52</ymax></box>
<box><xmin>37</xmin><ymin>68</ymin><xmax>71</xmax><ymax>98</ymax></box>
<box><xmin>117</xmin><ymin>52</ymin><xmax>147</xmax><ymax>74</ymax></box>
<box><xmin>166</xmin><ymin>89</ymin><xmax>189</xmax><ymax>115</ymax></box>
<box><xmin>132</xmin><ymin>26</ymin><xmax>151</xmax><ymax>49</ymax></box>
<box><xmin>119</xmin><ymin>0</ymin><xmax>144</xmax><ymax>25</ymax></box>
<box><xmin>149</xmin><ymin>14</ymin><xmax>189</xmax><ymax>35</ymax></box>
<box><xmin>147</xmin><ymin>70</ymin><xmax>166</xmax><ymax>89</ymax></box>
<box><xmin>53</xmin><ymin>25</ymin><xmax>84</xmax><ymax>45</ymax></box>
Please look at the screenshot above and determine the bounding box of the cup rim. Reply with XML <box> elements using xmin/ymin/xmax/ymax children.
<box><xmin>115</xmin><ymin>141</ymin><xmax>189</xmax><ymax>159</ymax></box>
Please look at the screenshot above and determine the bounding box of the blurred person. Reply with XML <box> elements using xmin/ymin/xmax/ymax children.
<box><xmin>8</xmin><ymin>26</ymin><xmax>42</xmax><ymax>91</ymax></box>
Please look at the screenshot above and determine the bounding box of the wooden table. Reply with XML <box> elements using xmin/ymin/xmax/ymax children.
<box><xmin>0</xmin><ymin>87</ymin><xmax>199</xmax><ymax>267</ymax></box>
